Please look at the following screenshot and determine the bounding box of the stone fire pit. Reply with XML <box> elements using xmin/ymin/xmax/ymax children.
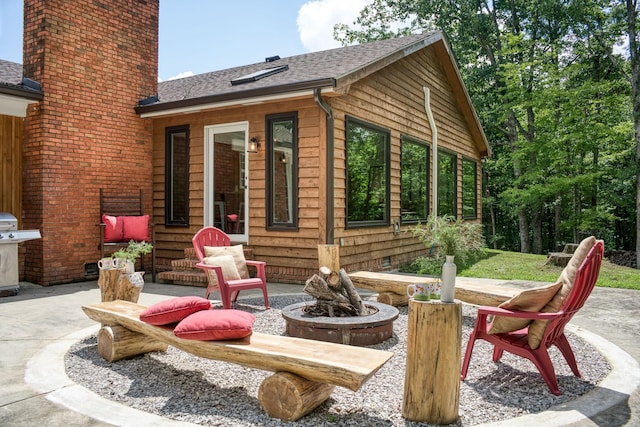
<box><xmin>282</xmin><ymin>300</ymin><xmax>399</xmax><ymax>346</ymax></box>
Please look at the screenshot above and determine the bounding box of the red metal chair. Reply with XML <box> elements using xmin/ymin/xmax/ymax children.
<box><xmin>192</xmin><ymin>226</ymin><xmax>269</xmax><ymax>309</ymax></box>
<box><xmin>461</xmin><ymin>240</ymin><xmax>604</xmax><ymax>395</ymax></box>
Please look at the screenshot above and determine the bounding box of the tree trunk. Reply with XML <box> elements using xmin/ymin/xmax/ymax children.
<box><xmin>554</xmin><ymin>198</ymin><xmax>561</xmax><ymax>251</ymax></box>
<box><xmin>518</xmin><ymin>208</ymin><xmax>530</xmax><ymax>253</ymax></box>
<box><xmin>532</xmin><ymin>207</ymin><xmax>542</xmax><ymax>254</ymax></box>
<box><xmin>629</xmin><ymin>0</ymin><xmax>640</xmax><ymax>269</ymax></box>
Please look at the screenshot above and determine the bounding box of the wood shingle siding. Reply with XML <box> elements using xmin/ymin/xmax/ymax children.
<box><xmin>147</xmin><ymin>33</ymin><xmax>489</xmax><ymax>284</ymax></box>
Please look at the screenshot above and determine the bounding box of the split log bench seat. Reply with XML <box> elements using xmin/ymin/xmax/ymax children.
<box><xmin>349</xmin><ymin>271</ymin><xmax>520</xmax><ymax>307</ymax></box>
<box><xmin>81</xmin><ymin>300</ymin><xmax>394</xmax><ymax>421</ymax></box>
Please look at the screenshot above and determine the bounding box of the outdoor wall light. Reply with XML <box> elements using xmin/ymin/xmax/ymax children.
<box><xmin>248</xmin><ymin>137</ymin><xmax>260</xmax><ymax>153</ymax></box>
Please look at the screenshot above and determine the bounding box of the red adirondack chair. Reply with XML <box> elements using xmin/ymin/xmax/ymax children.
<box><xmin>461</xmin><ymin>240</ymin><xmax>604</xmax><ymax>395</ymax></box>
<box><xmin>192</xmin><ymin>226</ymin><xmax>269</xmax><ymax>309</ymax></box>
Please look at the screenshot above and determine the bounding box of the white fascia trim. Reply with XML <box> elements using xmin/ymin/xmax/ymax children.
<box><xmin>0</xmin><ymin>93</ymin><xmax>39</xmax><ymax>117</ymax></box>
<box><xmin>140</xmin><ymin>88</ymin><xmax>336</xmax><ymax>118</ymax></box>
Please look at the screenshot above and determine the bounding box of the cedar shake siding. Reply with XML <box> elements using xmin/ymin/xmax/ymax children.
<box><xmin>144</xmin><ymin>33</ymin><xmax>489</xmax><ymax>284</ymax></box>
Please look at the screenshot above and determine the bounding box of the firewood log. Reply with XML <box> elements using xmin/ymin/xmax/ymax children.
<box><xmin>339</xmin><ymin>268</ymin><xmax>363</xmax><ymax>314</ymax></box>
<box><xmin>327</xmin><ymin>271</ymin><xmax>342</xmax><ymax>289</ymax></box>
<box><xmin>304</xmin><ymin>274</ymin><xmax>350</xmax><ymax>304</ymax></box>
<box><xmin>318</xmin><ymin>266</ymin><xmax>332</xmax><ymax>280</ymax></box>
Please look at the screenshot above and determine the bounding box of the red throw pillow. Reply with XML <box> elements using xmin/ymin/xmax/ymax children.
<box><xmin>174</xmin><ymin>309</ymin><xmax>255</xmax><ymax>341</ymax></box>
<box><xmin>102</xmin><ymin>214</ymin><xmax>123</xmax><ymax>243</ymax></box>
<box><xmin>122</xmin><ymin>215</ymin><xmax>150</xmax><ymax>241</ymax></box>
<box><xmin>139</xmin><ymin>296</ymin><xmax>212</xmax><ymax>325</ymax></box>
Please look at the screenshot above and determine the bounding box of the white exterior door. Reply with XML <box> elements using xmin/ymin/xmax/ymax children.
<box><xmin>204</xmin><ymin>122</ymin><xmax>249</xmax><ymax>242</ymax></box>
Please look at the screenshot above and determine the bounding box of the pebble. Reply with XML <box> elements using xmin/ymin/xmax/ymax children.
<box><xmin>65</xmin><ymin>295</ymin><xmax>609</xmax><ymax>426</ymax></box>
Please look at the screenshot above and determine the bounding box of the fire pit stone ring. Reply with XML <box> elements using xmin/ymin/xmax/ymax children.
<box><xmin>282</xmin><ymin>301</ymin><xmax>399</xmax><ymax>346</ymax></box>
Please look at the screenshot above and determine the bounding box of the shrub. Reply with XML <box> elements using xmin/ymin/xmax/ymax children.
<box><xmin>411</xmin><ymin>215</ymin><xmax>486</xmax><ymax>266</ymax></box>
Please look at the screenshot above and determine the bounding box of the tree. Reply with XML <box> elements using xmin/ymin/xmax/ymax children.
<box><xmin>626</xmin><ymin>0</ymin><xmax>640</xmax><ymax>268</ymax></box>
<box><xmin>335</xmin><ymin>0</ymin><xmax>634</xmax><ymax>254</ymax></box>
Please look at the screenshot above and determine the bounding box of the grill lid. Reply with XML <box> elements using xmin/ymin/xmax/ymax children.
<box><xmin>0</xmin><ymin>212</ymin><xmax>18</xmax><ymax>231</ymax></box>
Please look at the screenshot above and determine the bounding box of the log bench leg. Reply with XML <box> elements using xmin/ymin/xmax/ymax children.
<box><xmin>97</xmin><ymin>325</ymin><xmax>168</xmax><ymax>362</ymax></box>
<box><xmin>376</xmin><ymin>292</ymin><xmax>409</xmax><ymax>306</ymax></box>
<box><xmin>258</xmin><ymin>371</ymin><xmax>335</xmax><ymax>421</ymax></box>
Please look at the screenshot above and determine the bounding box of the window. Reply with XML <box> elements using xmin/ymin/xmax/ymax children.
<box><xmin>346</xmin><ymin>116</ymin><xmax>390</xmax><ymax>227</ymax></box>
<box><xmin>165</xmin><ymin>126</ymin><xmax>189</xmax><ymax>226</ymax></box>
<box><xmin>437</xmin><ymin>149</ymin><xmax>457</xmax><ymax>217</ymax></box>
<box><xmin>462</xmin><ymin>157</ymin><xmax>478</xmax><ymax>219</ymax></box>
<box><xmin>401</xmin><ymin>136</ymin><xmax>429</xmax><ymax>222</ymax></box>
<box><xmin>266</xmin><ymin>112</ymin><xmax>298</xmax><ymax>229</ymax></box>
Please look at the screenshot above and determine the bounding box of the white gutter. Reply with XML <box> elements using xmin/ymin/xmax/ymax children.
<box><xmin>139</xmin><ymin>88</ymin><xmax>336</xmax><ymax>118</ymax></box>
<box><xmin>0</xmin><ymin>93</ymin><xmax>39</xmax><ymax>117</ymax></box>
<box><xmin>424</xmin><ymin>87</ymin><xmax>438</xmax><ymax>217</ymax></box>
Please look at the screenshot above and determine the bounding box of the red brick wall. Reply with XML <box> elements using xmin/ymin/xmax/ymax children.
<box><xmin>22</xmin><ymin>0</ymin><xmax>159</xmax><ymax>285</ymax></box>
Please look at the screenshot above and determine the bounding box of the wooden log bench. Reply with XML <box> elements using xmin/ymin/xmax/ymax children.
<box><xmin>349</xmin><ymin>271</ymin><xmax>520</xmax><ymax>307</ymax></box>
<box><xmin>81</xmin><ymin>300</ymin><xmax>394</xmax><ymax>421</ymax></box>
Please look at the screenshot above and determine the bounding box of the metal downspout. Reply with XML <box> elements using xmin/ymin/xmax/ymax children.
<box><xmin>314</xmin><ymin>88</ymin><xmax>334</xmax><ymax>244</ymax></box>
<box><xmin>424</xmin><ymin>87</ymin><xmax>438</xmax><ymax>218</ymax></box>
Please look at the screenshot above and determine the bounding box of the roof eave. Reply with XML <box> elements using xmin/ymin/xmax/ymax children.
<box><xmin>431</xmin><ymin>36</ymin><xmax>492</xmax><ymax>158</ymax></box>
<box><xmin>0</xmin><ymin>89</ymin><xmax>43</xmax><ymax>117</ymax></box>
<box><xmin>335</xmin><ymin>31</ymin><xmax>444</xmax><ymax>89</ymax></box>
<box><xmin>135</xmin><ymin>78</ymin><xmax>336</xmax><ymax>116</ymax></box>
<box><xmin>334</xmin><ymin>31</ymin><xmax>491</xmax><ymax>158</ymax></box>
<box><xmin>0</xmin><ymin>84</ymin><xmax>43</xmax><ymax>101</ymax></box>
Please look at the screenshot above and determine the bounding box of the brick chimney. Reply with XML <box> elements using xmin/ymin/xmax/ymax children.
<box><xmin>22</xmin><ymin>0</ymin><xmax>159</xmax><ymax>285</ymax></box>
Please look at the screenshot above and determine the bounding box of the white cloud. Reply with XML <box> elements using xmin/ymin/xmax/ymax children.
<box><xmin>158</xmin><ymin>70</ymin><xmax>194</xmax><ymax>83</ymax></box>
<box><xmin>297</xmin><ymin>0</ymin><xmax>370</xmax><ymax>52</ymax></box>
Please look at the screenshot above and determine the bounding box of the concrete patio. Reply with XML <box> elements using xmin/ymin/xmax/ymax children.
<box><xmin>0</xmin><ymin>279</ymin><xmax>638</xmax><ymax>426</ymax></box>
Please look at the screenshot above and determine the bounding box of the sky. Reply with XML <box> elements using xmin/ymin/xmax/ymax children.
<box><xmin>0</xmin><ymin>0</ymin><xmax>374</xmax><ymax>82</ymax></box>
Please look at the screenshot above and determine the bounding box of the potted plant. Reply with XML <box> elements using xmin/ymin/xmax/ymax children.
<box><xmin>113</xmin><ymin>240</ymin><xmax>153</xmax><ymax>274</ymax></box>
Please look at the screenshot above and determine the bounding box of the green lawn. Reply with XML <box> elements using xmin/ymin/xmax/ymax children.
<box><xmin>456</xmin><ymin>249</ymin><xmax>640</xmax><ymax>291</ymax></box>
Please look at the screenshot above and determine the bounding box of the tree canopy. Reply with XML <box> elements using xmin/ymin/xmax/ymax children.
<box><xmin>335</xmin><ymin>0</ymin><xmax>637</xmax><ymax>255</ymax></box>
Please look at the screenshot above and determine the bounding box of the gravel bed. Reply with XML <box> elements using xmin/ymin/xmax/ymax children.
<box><xmin>65</xmin><ymin>295</ymin><xmax>610</xmax><ymax>426</ymax></box>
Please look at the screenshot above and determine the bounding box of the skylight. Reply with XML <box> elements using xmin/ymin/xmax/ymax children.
<box><xmin>231</xmin><ymin>65</ymin><xmax>288</xmax><ymax>86</ymax></box>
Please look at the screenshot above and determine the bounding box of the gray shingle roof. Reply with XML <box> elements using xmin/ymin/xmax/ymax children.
<box><xmin>154</xmin><ymin>32</ymin><xmax>438</xmax><ymax>107</ymax></box>
<box><xmin>0</xmin><ymin>59</ymin><xmax>43</xmax><ymax>100</ymax></box>
<box><xmin>0</xmin><ymin>59</ymin><xmax>23</xmax><ymax>86</ymax></box>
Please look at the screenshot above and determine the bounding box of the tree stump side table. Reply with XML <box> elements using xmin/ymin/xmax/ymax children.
<box><xmin>402</xmin><ymin>299</ymin><xmax>462</xmax><ymax>424</ymax></box>
<box><xmin>98</xmin><ymin>269</ymin><xmax>144</xmax><ymax>303</ymax></box>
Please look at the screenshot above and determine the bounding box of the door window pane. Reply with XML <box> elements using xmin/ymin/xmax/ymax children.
<box><xmin>214</xmin><ymin>131</ymin><xmax>246</xmax><ymax>234</ymax></box>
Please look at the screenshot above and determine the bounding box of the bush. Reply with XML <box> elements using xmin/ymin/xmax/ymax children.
<box><xmin>405</xmin><ymin>249</ymin><xmax>488</xmax><ymax>276</ymax></box>
<box><xmin>412</xmin><ymin>215</ymin><xmax>485</xmax><ymax>256</ymax></box>
<box><xmin>408</xmin><ymin>215</ymin><xmax>486</xmax><ymax>275</ymax></box>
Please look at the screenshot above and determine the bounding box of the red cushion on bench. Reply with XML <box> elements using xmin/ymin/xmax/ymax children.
<box><xmin>139</xmin><ymin>296</ymin><xmax>212</xmax><ymax>325</ymax></box>
<box><xmin>174</xmin><ymin>309</ymin><xmax>255</xmax><ymax>341</ymax></box>
<box><xmin>122</xmin><ymin>215</ymin><xmax>151</xmax><ymax>241</ymax></box>
<box><xmin>102</xmin><ymin>214</ymin><xmax>123</xmax><ymax>243</ymax></box>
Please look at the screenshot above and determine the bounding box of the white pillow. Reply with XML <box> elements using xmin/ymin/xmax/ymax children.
<box><xmin>203</xmin><ymin>245</ymin><xmax>249</xmax><ymax>279</ymax></box>
<box><xmin>203</xmin><ymin>254</ymin><xmax>241</xmax><ymax>286</ymax></box>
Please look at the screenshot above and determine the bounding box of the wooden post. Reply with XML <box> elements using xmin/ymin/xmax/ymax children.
<box><xmin>402</xmin><ymin>299</ymin><xmax>462</xmax><ymax>424</ymax></box>
<box><xmin>258</xmin><ymin>371</ymin><xmax>335</xmax><ymax>421</ymax></box>
<box><xmin>98</xmin><ymin>269</ymin><xmax>144</xmax><ymax>303</ymax></box>
<box><xmin>317</xmin><ymin>244</ymin><xmax>340</xmax><ymax>271</ymax></box>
